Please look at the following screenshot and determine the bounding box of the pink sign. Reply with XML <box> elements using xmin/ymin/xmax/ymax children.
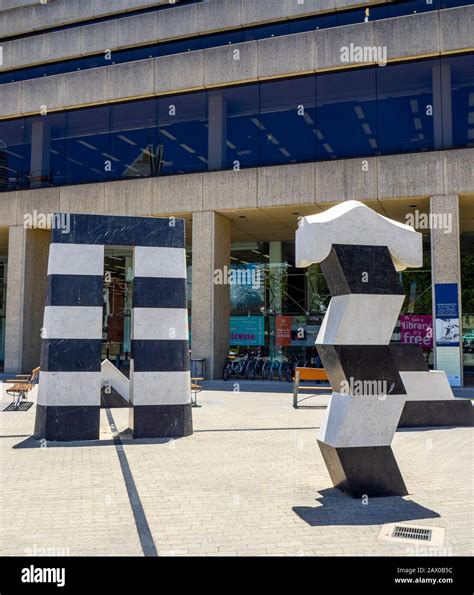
<box><xmin>400</xmin><ymin>315</ymin><xmax>433</xmax><ymax>350</ymax></box>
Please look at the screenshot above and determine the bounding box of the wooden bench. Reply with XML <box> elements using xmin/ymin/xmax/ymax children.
<box><xmin>292</xmin><ymin>367</ymin><xmax>333</xmax><ymax>409</ymax></box>
<box><xmin>5</xmin><ymin>367</ymin><xmax>40</xmax><ymax>409</ymax></box>
<box><xmin>191</xmin><ymin>377</ymin><xmax>204</xmax><ymax>408</ymax></box>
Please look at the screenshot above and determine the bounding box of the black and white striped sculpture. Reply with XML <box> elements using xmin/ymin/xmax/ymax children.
<box><xmin>34</xmin><ymin>214</ymin><xmax>192</xmax><ymax>442</ymax></box>
<box><xmin>296</xmin><ymin>201</ymin><xmax>423</xmax><ymax>497</ymax></box>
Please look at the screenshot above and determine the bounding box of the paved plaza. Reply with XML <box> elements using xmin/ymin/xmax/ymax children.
<box><xmin>0</xmin><ymin>386</ymin><xmax>472</xmax><ymax>557</ymax></box>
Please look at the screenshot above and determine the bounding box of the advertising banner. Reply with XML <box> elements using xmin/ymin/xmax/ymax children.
<box><xmin>275</xmin><ymin>315</ymin><xmax>292</xmax><ymax>347</ymax></box>
<box><xmin>230</xmin><ymin>316</ymin><xmax>265</xmax><ymax>346</ymax></box>
<box><xmin>399</xmin><ymin>314</ymin><xmax>433</xmax><ymax>350</ymax></box>
<box><xmin>434</xmin><ymin>283</ymin><xmax>462</xmax><ymax>387</ymax></box>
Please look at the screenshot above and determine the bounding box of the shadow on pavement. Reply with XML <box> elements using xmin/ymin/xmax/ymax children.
<box><xmin>293</xmin><ymin>488</ymin><xmax>440</xmax><ymax>526</ymax></box>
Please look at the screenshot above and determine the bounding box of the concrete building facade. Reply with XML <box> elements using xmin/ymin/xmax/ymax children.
<box><xmin>0</xmin><ymin>0</ymin><xmax>473</xmax><ymax>383</ymax></box>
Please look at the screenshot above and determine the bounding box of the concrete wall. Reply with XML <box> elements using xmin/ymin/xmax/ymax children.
<box><xmin>0</xmin><ymin>149</ymin><xmax>472</xmax><ymax>226</ymax></box>
<box><xmin>1</xmin><ymin>6</ymin><xmax>472</xmax><ymax>119</ymax></box>
<box><xmin>0</xmin><ymin>0</ymin><xmax>395</xmax><ymax>44</ymax></box>
<box><xmin>4</xmin><ymin>226</ymin><xmax>50</xmax><ymax>373</ymax></box>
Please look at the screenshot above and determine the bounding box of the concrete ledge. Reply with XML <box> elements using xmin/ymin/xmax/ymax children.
<box><xmin>0</xmin><ymin>0</ymin><xmax>169</xmax><ymax>39</ymax></box>
<box><xmin>258</xmin><ymin>32</ymin><xmax>314</xmax><ymax>80</ymax></box>
<box><xmin>0</xmin><ymin>82</ymin><xmax>21</xmax><ymax>118</ymax></box>
<box><xmin>198</xmin><ymin>0</ymin><xmax>242</xmax><ymax>33</ymax></box>
<box><xmin>315</xmin><ymin>22</ymin><xmax>375</xmax><ymax>71</ymax></box>
<box><xmin>104</xmin><ymin>178</ymin><xmax>153</xmax><ymax>217</ymax></box>
<box><xmin>118</xmin><ymin>12</ymin><xmax>158</xmax><ymax>48</ymax></box>
<box><xmin>440</xmin><ymin>5</ymin><xmax>474</xmax><ymax>54</ymax></box>
<box><xmin>62</xmin><ymin>68</ymin><xmax>107</xmax><ymax>108</ymax></box>
<box><xmin>107</xmin><ymin>60</ymin><xmax>154</xmax><ymax>102</ymax></box>
<box><xmin>204</xmin><ymin>41</ymin><xmax>257</xmax><ymax>87</ymax></box>
<box><xmin>0</xmin><ymin>1</ymin><xmax>452</xmax><ymax>73</ymax></box>
<box><xmin>21</xmin><ymin>75</ymin><xmax>64</xmax><ymax>114</ymax></box>
<box><xmin>0</xmin><ymin>149</ymin><xmax>472</xmax><ymax>223</ymax></box>
<box><xmin>377</xmin><ymin>152</ymin><xmax>444</xmax><ymax>199</ymax></box>
<box><xmin>203</xmin><ymin>169</ymin><xmax>257</xmax><ymax>211</ymax></box>
<box><xmin>153</xmin><ymin>174</ymin><xmax>203</xmax><ymax>214</ymax></box>
<box><xmin>154</xmin><ymin>50</ymin><xmax>204</xmax><ymax>95</ymax></box>
<box><xmin>375</xmin><ymin>11</ymin><xmax>440</xmax><ymax>62</ymax></box>
<box><xmin>257</xmin><ymin>163</ymin><xmax>316</xmax><ymax>207</ymax></box>
<box><xmin>315</xmin><ymin>157</ymin><xmax>378</xmax><ymax>203</ymax></box>
<box><xmin>157</xmin><ymin>4</ymin><xmax>199</xmax><ymax>41</ymax></box>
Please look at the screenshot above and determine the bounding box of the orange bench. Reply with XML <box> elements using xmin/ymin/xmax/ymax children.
<box><xmin>5</xmin><ymin>367</ymin><xmax>40</xmax><ymax>409</ymax></box>
<box><xmin>292</xmin><ymin>367</ymin><xmax>333</xmax><ymax>409</ymax></box>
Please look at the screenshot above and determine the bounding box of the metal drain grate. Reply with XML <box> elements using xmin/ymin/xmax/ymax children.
<box><xmin>392</xmin><ymin>525</ymin><xmax>432</xmax><ymax>541</ymax></box>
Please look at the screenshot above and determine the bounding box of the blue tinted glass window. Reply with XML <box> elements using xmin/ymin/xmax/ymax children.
<box><xmin>25</xmin><ymin>113</ymin><xmax>67</xmax><ymax>188</ymax></box>
<box><xmin>204</xmin><ymin>30</ymin><xmax>244</xmax><ymax>48</ymax></box>
<box><xmin>159</xmin><ymin>38</ymin><xmax>203</xmax><ymax>57</ymax></box>
<box><xmin>208</xmin><ymin>84</ymin><xmax>259</xmax><ymax>171</ymax></box>
<box><xmin>110</xmin><ymin>99</ymin><xmax>158</xmax><ymax>180</ymax></box>
<box><xmin>158</xmin><ymin>92</ymin><xmax>208</xmax><ymax>174</ymax></box>
<box><xmin>259</xmin><ymin>77</ymin><xmax>316</xmax><ymax>165</ymax></box>
<box><xmin>449</xmin><ymin>54</ymin><xmax>474</xmax><ymax>148</ymax></box>
<box><xmin>0</xmin><ymin>118</ymin><xmax>27</xmax><ymax>190</ymax></box>
<box><xmin>289</xmin><ymin>14</ymin><xmax>337</xmax><ymax>33</ymax></box>
<box><xmin>65</xmin><ymin>105</ymin><xmax>111</xmax><ymax>184</ymax></box>
<box><xmin>244</xmin><ymin>22</ymin><xmax>289</xmax><ymax>41</ymax></box>
<box><xmin>377</xmin><ymin>60</ymin><xmax>436</xmax><ymax>154</ymax></box>
<box><xmin>317</xmin><ymin>68</ymin><xmax>377</xmax><ymax>159</ymax></box>
<box><xmin>388</xmin><ymin>0</ymin><xmax>440</xmax><ymax>16</ymax></box>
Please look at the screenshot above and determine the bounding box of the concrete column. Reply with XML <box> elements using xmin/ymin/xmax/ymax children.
<box><xmin>430</xmin><ymin>195</ymin><xmax>463</xmax><ymax>386</ymax></box>
<box><xmin>4</xmin><ymin>226</ymin><xmax>50</xmax><ymax>373</ymax></box>
<box><xmin>191</xmin><ymin>211</ymin><xmax>231</xmax><ymax>379</ymax></box>
<box><xmin>208</xmin><ymin>93</ymin><xmax>227</xmax><ymax>171</ymax></box>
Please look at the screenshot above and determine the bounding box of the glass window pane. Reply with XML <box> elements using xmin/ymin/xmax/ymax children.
<box><xmin>0</xmin><ymin>118</ymin><xmax>27</xmax><ymax>190</ymax></box>
<box><xmin>158</xmin><ymin>91</ymin><xmax>208</xmax><ymax>175</ymax></box>
<box><xmin>317</xmin><ymin>68</ymin><xmax>377</xmax><ymax>159</ymax></box>
<box><xmin>208</xmin><ymin>84</ymin><xmax>259</xmax><ymax>171</ymax></box>
<box><xmin>110</xmin><ymin>99</ymin><xmax>158</xmax><ymax>180</ymax></box>
<box><xmin>377</xmin><ymin>60</ymin><xmax>436</xmax><ymax>155</ymax></box>
<box><xmin>24</xmin><ymin>112</ymin><xmax>67</xmax><ymax>188</ymax></box>
<box><xmin>65</xmin><ymin>105</ymin><xmax>111</xmax><ymax>184</ymax></box>
<box><xmin>259</xmin><ymin>76</ymin><xmax>316</xmax><ymax>165</ymax></box>
<box><xmin>448</xmin><ymin>54</ymin><xmax>474</xmax><ymax>149</ymax></box>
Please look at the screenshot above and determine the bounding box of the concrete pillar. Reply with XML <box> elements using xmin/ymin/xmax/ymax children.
<box><xmin>4</xmin><ymin>226</ymin><xmax>50</xmax><ymax>374</ymax></box>
<box><xmin>208</xmin><ymin>93</ymin><xmax>227</xmax><ymax>171</ymax></box>
<box><xmin>430</xmin><ymin>195</ymin><xmax>463</xmax><ymax>387</ymax></box>
<box><xmin>191</xmin><ymin>212</ymin><xmax>231</xmax><ymax>379</ymax></box>
<box><xmin>432</xmin><ymin>62</ymin><xmax>452</xmax><ymax>151</ymax></box>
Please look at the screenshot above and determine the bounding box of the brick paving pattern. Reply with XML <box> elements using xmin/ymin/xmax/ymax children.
<box><xmin>0</xmin><ymin>387</ymin><xmax>472</xmax><ymax>556</ymax></box>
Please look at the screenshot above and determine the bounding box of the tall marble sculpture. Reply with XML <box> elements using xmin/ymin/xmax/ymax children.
<box><xmin>296</xmin><ymin>201</ymin><xmax>472</xmax><ymax>498</ymax></box>
<box><xmin>34</xmin><ymin>214</ymin><xmax>192</xmax><ymax>442</ymax></box>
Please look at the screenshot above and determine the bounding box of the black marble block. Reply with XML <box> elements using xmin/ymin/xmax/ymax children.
<box><xmin>52</xmin><ymin>214</ymin><xmax>185</xmax><ymax>247</ymax></box>
<box><xmin>320</xmin><ymin>244</ymin><xmax>404</xmax><ymax>296</ymax></box>
<box><xmin>132</xmin><ymin>340</ymin><xmax>190</xmax><ymax>372</ymax></box>
<box><xmin>316</xmin><ymin>345</ymin><xmax>406</xmax><ymax>395</ymax></box>
<box><xmin>317</xmin><ymin>441</ymin><xmax>408</xmax><ymax>498</ymax></box>
<box><xmin>398</xmin><ymin>400</ymin><xmax>474</xmax><ymax>428</ymax></box>
<box><xmin>130</xmin><ymin>404</ymin><xmax>193</xmax><ymax>439</ymax></box>
<box><xmin>389</xmin><ymin>344</ymin><xmax>430</xmax><ymax>372</ymax></box>
<box><xmin>34</xmin><ymin>404</ymin><xmax>100</xmax><ymax>441</ymax></box>
<box><xmin>46</xmin><ymin>275</ymin><xmax>103</xmax><ymax>307</ymax></box>
<box><xmin>41</xmin><ymin>339</ymin><xmax>102</xmax><ymax>372</ymax></box>
<box><xmin>133</xmin><ymin>277</ymin><xmax>187</xmax><ymax>309</ymax></box>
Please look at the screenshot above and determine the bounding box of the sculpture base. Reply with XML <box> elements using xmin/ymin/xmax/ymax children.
<box><xmin>130</xmin><ymin>404</ymin><xmax>193</xmax><ymax>439</ymax></box>
<box><xmin>398</xmin><ymin>399</ymin><xmax>474</xmax><ymax>428</ymax></box>
<box><xmin>34</xmin><ymin>404</ymin><xmax>100</xmax><ymax>441</ymax></box>
<box><xmin>317</xmin><ymin>441</ymin><xmax>408</xmax><ymax>498</ymax></box>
